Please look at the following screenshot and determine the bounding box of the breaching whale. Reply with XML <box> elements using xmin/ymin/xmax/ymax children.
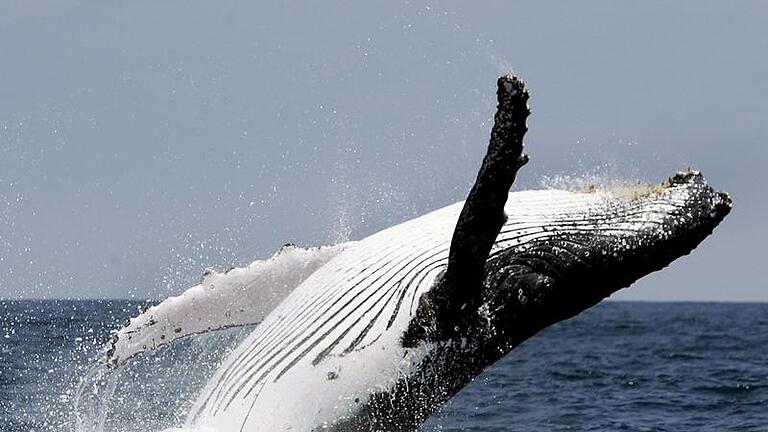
<box><xmin>108</xmin><ymin>75</ymin><xmax>731</xmax><ymax>431</ymax></box>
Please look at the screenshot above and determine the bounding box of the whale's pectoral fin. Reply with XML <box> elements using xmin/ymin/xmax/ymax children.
<box><xmin>404</xmin><ymin>74</ymin><xmax>530</xmax><ymax>345</ymax></box>
<box><xmin>106</xmin><ymin>243</ymin><xmax>352</xmax><ymax>366</ymax></box>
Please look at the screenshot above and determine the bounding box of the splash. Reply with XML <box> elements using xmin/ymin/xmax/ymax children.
<box><xmin>68</xmin><ymin>244</ymin><xmax>354</xmax><ymax>432</ymax></box>
<box><xmin>73</xmin><ymin>325</ymin><xmax>253</xmax><ymax>432</ymax></box>
<box><xmin>538</xmin><ymin>171</ymin><xmax>641</xmax><ymax>192</ymax></box>
<box><xmin>537</xmin><ymin>166</ymin><xmax>666</xmax><ymax>203</ymax></box>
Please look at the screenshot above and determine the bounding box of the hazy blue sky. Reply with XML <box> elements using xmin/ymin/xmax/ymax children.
<box><xmin>0</xmin><ymin>1</ymin><xmax>765</xmax><ymax>300</ymax></box>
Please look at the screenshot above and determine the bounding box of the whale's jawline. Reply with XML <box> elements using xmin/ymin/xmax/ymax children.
<box><xmin>329</xmin><ymin>173</ymin><xmax>731</xmax><ymax>432</ymax></box>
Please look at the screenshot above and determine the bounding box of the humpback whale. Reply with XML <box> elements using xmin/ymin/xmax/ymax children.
<box><xmin>108</xmin><ymin>75</ymin><xmax>731</xmax><ymax>431</ymax></box>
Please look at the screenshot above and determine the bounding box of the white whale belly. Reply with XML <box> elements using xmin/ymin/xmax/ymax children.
<box><xmin>188</xmin><ymin>190</ymin><xmax>608</xmax><ymax>430</ymax></box>
<box><xmin>188</xmin><ymin>202</ymin><xmax>461</xmax><ymax>430</ymax></box>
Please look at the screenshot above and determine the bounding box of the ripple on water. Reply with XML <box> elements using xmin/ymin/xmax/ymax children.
<box><xmin>2</xmin><ymin>300</ymin><xmax>767</xmax><ymax>432</ymax></box>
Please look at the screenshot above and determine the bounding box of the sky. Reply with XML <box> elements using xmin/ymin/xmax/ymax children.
<box><xmin>0</xmin><ymin>1</ymin><xmax>765</xmax><ymax>301</ymax></box>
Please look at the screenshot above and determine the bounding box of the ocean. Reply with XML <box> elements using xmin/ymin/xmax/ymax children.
<box><xmin>1</xmin><ymin>300</ymin><xmax>766</xmax><ymax>432</ymax></box>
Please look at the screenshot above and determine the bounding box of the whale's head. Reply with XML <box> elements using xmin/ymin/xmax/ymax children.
<box><xmin>479</xmin><ymin>170</ymin><xmax>731</xmax><ymax>347</ymax></box>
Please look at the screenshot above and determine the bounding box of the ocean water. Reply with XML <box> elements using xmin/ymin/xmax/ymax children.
<box><xmin>1</xmin><ymin>300</ymin><xmax>766</xmax><ymax>432</ymax></box>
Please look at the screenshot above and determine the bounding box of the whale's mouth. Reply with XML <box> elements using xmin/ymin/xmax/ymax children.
<box><xmin>482</xmin><ymin>170</ymin><xmax>731</xmax><ymax>343</ymax></box>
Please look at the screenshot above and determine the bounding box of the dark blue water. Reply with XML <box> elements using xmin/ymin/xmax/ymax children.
<box><xmin>1</xmin><ymin>301</ymin><xmax>766</xmax><ymax>431</ymax></box>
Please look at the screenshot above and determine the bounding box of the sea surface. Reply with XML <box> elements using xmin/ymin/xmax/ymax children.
<box><xmin>1</xmin><ymin>300</ymin><xmax>766</xmax><ymax>432</ymax></box>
